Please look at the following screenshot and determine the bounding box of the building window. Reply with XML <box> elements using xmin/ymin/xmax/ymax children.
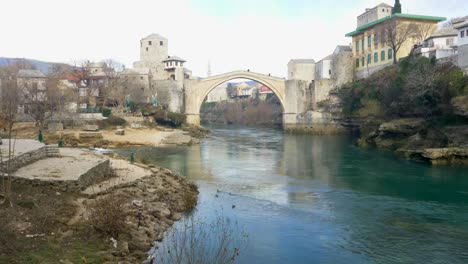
<box><xmin>367</xmin><ymin>36</ymin><xmax>372</xmax><ymax>47</ymax></box>
<box><xmin>367</xmin><ymin>54</ymin><xmax>371</xmax><ymax>64</ymax></box>
<box><xmin>160</xmin><ymin>41</ymin><xmax>164</xmax><ymax>46</ymax></box>
<box><xmin>356</xmin><ymin>58</ymin><xmax>360</xmax><ymax>67</ymax></box>
<box><xmin>362</xmin><ymin>57</ymin><xmax>365</xmax><ymax>66</ymax></box>
<box><xmin>381</xmin><ymin>50</ymin><xmax>385</xmax><ymax>61</ymax></box>
<box><xmin>356</xmin><ymin>41</ymin><xmax>360</xmax><ymax>52</ymax></box>
<box><xmin>146</xmin><ymin>47</ymin><xmax>148</xmax><ymax>52</ymax></box>
<box><xmin>175</xmin><ymin>62</ymin><xmax>179</xmax><ymax>67</ymax></box>
<box><xmin>388</xmin><ymin>49</ymin><xmax>393</xmax><ymax>60</ymax></box>
<box><xmin>446</xmin><ymin>38</ymin><xmax>454</xmax><ymax>46</ymax></box>
<box><xmin>374</xmin><ymin>33</ymin><xmax>379</xmax><ymax>44</ymax></box>
<box><xmin>148</xmin><ymin>41</ymin><xmax>152</xmax><ymax>45</ymax></box>
<box><xmin>461</xmin><ymin>31</ymin><xmax>465</xmax><ymax>38</ymax></box>
<box><xmin>374</xmin><ymin>52</ymin><xmax>379</xmax><ymax>63</ymax></box>
<box><xmin>140</xmin><ymin>76</ymin><xmax>144</xmax><ymax>80</ymax></box>
<box><xmin>362</xmin><ymin>39</ymin><xmax>364</xmax><ymax>50</ymax></box>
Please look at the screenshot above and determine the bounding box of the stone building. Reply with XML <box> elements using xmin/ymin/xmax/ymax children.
<box><xmin>16</xmin><ymin>69</ymin><xmax>47</xmax><ymax>114</ymax></box>
<box><xmin>205</xmin><ymin>83</ymin><xmax>228</xmax><ymax>103</ymax></box>
<box><xmin>454</xmin><ymin>17</ymin><xmax>468</xmax><ymax>74</ymax></box>
<box><xmin>346</xmin><ymin>1</ymin><xmax>445</xmax><ymax>79</ymax></box>
<box><xmin>120</xmin><ymin>33</ymin><xmax>192</xmax><ymax>112</ymax></box>
<box><xmin>287</xmin><ymin>59</ymin><xmax>316</xmax><ymax>83</ymax></box>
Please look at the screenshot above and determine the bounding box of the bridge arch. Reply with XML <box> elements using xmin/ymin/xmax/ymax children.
<box><xmin>184</xmin><ymin>71</ymin><xmax>288</xmax><ymax>125</ymax></box>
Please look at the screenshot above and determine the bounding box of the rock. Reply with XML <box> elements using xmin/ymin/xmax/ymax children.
<box><xmin>422</xmin><ymin>148</ymin><xmax>468</xmax><ymax>165</ymax></box>
<box><xmin>0</xmin><ymin>136</ymin><xmax>2</xmax><ymax>145</ymax></box>
<box><xmin>451</xmin><ymin>96</ymin><xmax>468</xmax><ymax>117</ymax></box>
<box><xmin>130</xmin><ymin>123</ymin><xmax>142</xmax><ymax>129</ymax></box>
<box><xmin>406</xmin><ymin>129</ymin><xmax>447</xmax><ymax>149</ymax></box>
<box><xmin>115</xmin><ymin>129</ymin><xmax>125</xmax><ymax>136</ymax></box>
<box><xmin>378</xmin><ymin>118</ymin><xmax>425</xmax><ymax>137</ymax></box>
<box><xmin>150</xmin><ymin>207</ymin><xmax>171</xmax><ymax>219</ymax></box>
<box><xmin>117</xmin><ymin>241</ymin><xmax>130</xmax><ymax>256</ymax></box>
<box><xmin>443</xmin><ymin>126</ymin><xmax>468</xmax><ymax>147</ymax></box>
<box><xmin>83</xmin><ymin>125</ymin><xmax>99</xmax><ymax>131</ymax></box>
<box><xmin>170</xmin><ymin>213</ymin><xmax>181</xmax><ymax>221</ymax></box>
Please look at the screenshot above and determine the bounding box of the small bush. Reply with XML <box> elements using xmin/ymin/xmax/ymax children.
<box><xmin>101</xmin><ymin>108</ymin><xmax>112</xmax><ymax>117</ymax></box>
<box><xmin>99</xmin><ymin>116</ymin><xmax>127</xmax><ymax>129</ymax></box>
<box><xmin>167</xmin><ymin>112</ymin><xmax>186</xmax><ymax>128</ymax></box>
<box><xmin>86</xmin><ymin>194</ymin><xmax>129</xmax><ymax>237</ymax></box>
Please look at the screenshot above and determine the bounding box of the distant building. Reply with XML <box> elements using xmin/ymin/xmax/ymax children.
<box><xmin>454</xmin><ymin>17</ymin><xmax>468</xmax><ymax>74</ymax></box>
<box><xmin>415</xmin><ymin>27</ymin><xmax>458</xmax><ymax>63</ymax></box>
<box><xmin>346</xmin><ymin>1</ymin><xmax>445</xmax><ymax>79</ymax></box>
<box><xmin>16</xmin><ymin>69</ymin><xmax>47</xmax><ymax>114</ymax></box>
<box><xmin>205</xmin><ymin>83</ymin><xmax>228</xmax><ymax>103</ymax></box>
<box><xmin>121</xmin><ymin>33</ymin><xmax>192</xmax><ymax>112</ymax></box>
<box><xmin>287</xmin><ymin>59</ymin><xmax>316</xmax><ymax>82</ymax></box>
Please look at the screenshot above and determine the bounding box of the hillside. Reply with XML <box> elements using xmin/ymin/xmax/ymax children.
<box><xmin>0</xmin><ymin>57</ymin><xmax>70</xmax><ymax>74</ymax></box>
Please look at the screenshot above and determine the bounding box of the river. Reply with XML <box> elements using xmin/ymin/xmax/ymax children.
<box><xmin>115</xmin><ymin>126</ymin><xmax>468</xmax><ymax>264</ymax></box>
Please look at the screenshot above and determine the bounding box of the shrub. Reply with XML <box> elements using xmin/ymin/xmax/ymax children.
<box><xmin>101</xmin><ymin>108</ymin><xmax>112</xmax><ymax>117</ymax></box>
<box><xmin>86</xmin><ymin>194</ymin><xmax>129</xmax><ymax>237</ymax></box>
<box><xmin>98</xmin><ymin>116</ymin><xmax>127</xmax><ymax>129</ymax></box>
<box><xmin>167</xmin><ymin>112</ymin><xmax>186</xmax><ymax>128</ymax></box>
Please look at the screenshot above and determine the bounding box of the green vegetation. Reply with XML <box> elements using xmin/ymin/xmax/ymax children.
<box><xmin>101</xmin><ymin>108</ymin><xmax>112</xmax><ymax>117</ymax></box>
<box><xmin>338</xmin><ymin>56</ymin><xmax>468</xmax><ymax>124</ymax></box>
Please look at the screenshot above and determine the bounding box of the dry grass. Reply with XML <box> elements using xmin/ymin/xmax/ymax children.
<box><xmin>86</xmin><ymin>193</ymin><xmax>129</xmax><ymax>237</ymax></box>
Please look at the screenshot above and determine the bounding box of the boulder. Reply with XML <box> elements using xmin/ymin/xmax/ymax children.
<box><xmin>130</xmin><ymin>123</ymin><xmax>142</xmax><ymax>129</ymax></box>
<box><xmin>82</xmin><ymin>125</ymin><xmax>99</xmax><ymax>131</ymax></box>
<box><xmin>378</xmin><ymin>118</ymin><xmax>425</xmax><ymax>137</ymax></box>
<box><xmin>115</xmin><ymin>129</ymin><xmax>125</xmax><ymax>136</ymax></box>
<box><xmin>443</xmin><ymin>126</ymin><xmax>468</xmax><ymax>147</ymax></box>
<box><xmin>422</xmin><ymin>148</ymin><xmax>468</xmax><ymax>165</ymax></box>
<box><xmin>451</xmin><ymin>96</ymin><xmax>468</xmax><ymax>117</ymax></box>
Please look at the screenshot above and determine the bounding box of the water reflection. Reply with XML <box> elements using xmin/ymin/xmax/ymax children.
<box><xmin>115</xmin><ymin>126</ymin><xmax>468</xmax><ymax>264</ymax></box>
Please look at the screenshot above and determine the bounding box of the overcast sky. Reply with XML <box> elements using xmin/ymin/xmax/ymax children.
<box><xmin>0</xmin><ymin>0</ymin><xmax>465</xmax><ymax>78</ymax></box>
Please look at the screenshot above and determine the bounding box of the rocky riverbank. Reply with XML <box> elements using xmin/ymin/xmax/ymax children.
<box><xmin>0</xmin><ymin>154</ymin><xmax>198</xmax><ymax>263</ymax></box>
<box><xmin>356</xmin><ymin>118</ymin><xmax>468</xmax><ymax>165</ymax></box>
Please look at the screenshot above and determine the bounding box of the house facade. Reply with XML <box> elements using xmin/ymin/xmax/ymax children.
<box><xmin>415</xmin><ymin>27</ymin><xmax>458</xmax><ymax>63</ymax></box>
<box><xmin>454</xmin><ymin>18</ymin><xmax>468</xmax><ymax>74</ymax></box>
<box><xmin>346</xmin><ymin>2</ymin><xmax>445</xmax><ymax>79</ymax></box>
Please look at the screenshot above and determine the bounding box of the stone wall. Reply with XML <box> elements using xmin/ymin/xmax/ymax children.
<box><xmin>152</xmin><ymin>80</ymin><xmax>183</xmax><ymax>113</ymax></box>
<box><xmin>458</xmin><ymin>44</ymin><xmax>468</xmax><ymax>74</ymax></box>
<box><xmin>0</xmin><ymin>146</ymin><xmax>59</xmax><ymax>173</ymax></box>
<box><xmin>0</xmin><ymin>159</ymin><xmax>110</xmax><ymax>192</ymax></box>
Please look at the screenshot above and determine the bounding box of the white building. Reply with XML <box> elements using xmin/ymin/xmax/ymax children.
<box><xmin>416</xmin><ymin>28</ymin><xmax>458</xmax><ymax>62</ymax></box>
<box><xmin>315</xmin><ymin>55</ymin><xmax>333</xmax><ymax>80</ymax></box>
<box><xmin>206</xmin><ymin>84</ymin><xmax>228</xmax><ymax>103</ymax></box>
<box><xmin>454</xmin><ymin>17</ymin><xmax>468</xmax><ymax>74</ymax></box>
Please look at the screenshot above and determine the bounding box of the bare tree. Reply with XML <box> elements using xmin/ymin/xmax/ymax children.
<box><xmin>153</xmin><ymin>214</ymin><xmax>247</xmax><ymax>264</ymax></box>
<box><xmin>414</xmin><ymin>23</ymin><xmax>437</xmax><ymax>43</ymax></box>
<box><xmin>0</xmin><ymin>68</ymin><xmax>20</xmax><ymax>207</ymax></box>
<box><xmin>377</xmin><ymin>19</ymin><xmax>419</xmax><ymax>64</ymax></box>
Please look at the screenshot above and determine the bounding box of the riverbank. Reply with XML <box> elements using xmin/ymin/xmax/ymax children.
<box><xmin>9</xmin><ymin>124</ymin><xmax>207</xmax><ymax>148</ymax></box>
<box><xmin>0</xmin><ymin>149</ymin><xmax>198</xmax><ymax>263</ymax></box>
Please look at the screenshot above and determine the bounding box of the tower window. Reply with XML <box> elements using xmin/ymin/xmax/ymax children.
<box><xmin>146</xmin><ymin>47</ymin><xmax>148</xmax><ymax>52</ymax></box>
<box><xmin>160</xmin><ymin>41</ymin><xmax>164</xmax><ymax>46</ymax></box>
<box><xmin>149</xmin><ymin>41</ymin><xmax>152</xmax><ymax>45</ymax></box>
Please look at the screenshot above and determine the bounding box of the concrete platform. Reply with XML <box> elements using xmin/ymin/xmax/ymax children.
<box><xmin>10</xmin><ymin>148</ymin><xmax>111</xmax><ymax>192</ymax></box>
<box><xmin>0</xmin><ymin>139</ymin><xmax>45</xmax><ymax>160</ymax></box>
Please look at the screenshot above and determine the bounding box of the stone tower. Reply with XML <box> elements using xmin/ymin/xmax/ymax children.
<box><xmin>393</xmin><ymin>0</ymin><xmax>402</xmax><ymax>14</ymax></box>
<box><xmin>136</xmin><ymin>34</ymin><xmax>169</xmax><ymax>67</ymax></box>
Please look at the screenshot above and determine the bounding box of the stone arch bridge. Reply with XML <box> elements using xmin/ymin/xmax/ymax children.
<box><xmin>183</xmin><ymin>70</ymin><xmax>310</xmax><ymax>128</ymax></box>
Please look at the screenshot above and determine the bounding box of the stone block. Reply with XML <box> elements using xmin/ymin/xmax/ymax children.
<box><xmin>79</xmin><ymin>132</ymin><xmax>103</xmax><ymax>139</ymax></box>
<box><xmin>115</xmin><ymin>129</ymin><xmax>125</xmax><ymax>136</ymax></box>
<box><xmin>83</xmin><ymin>125</ymin><xmax>99</xmax><ymax>131</ymax></box>
<box><xmin>130</xmin><ymin>123</ymin><xmax>142</xmax><ymax>129</ymax></box>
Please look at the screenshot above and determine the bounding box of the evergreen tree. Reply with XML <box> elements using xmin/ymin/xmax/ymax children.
<box><xmin>392</xmin><ymin>0</ymin><xmax>402</xmax><ymax>14</ymax></box>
